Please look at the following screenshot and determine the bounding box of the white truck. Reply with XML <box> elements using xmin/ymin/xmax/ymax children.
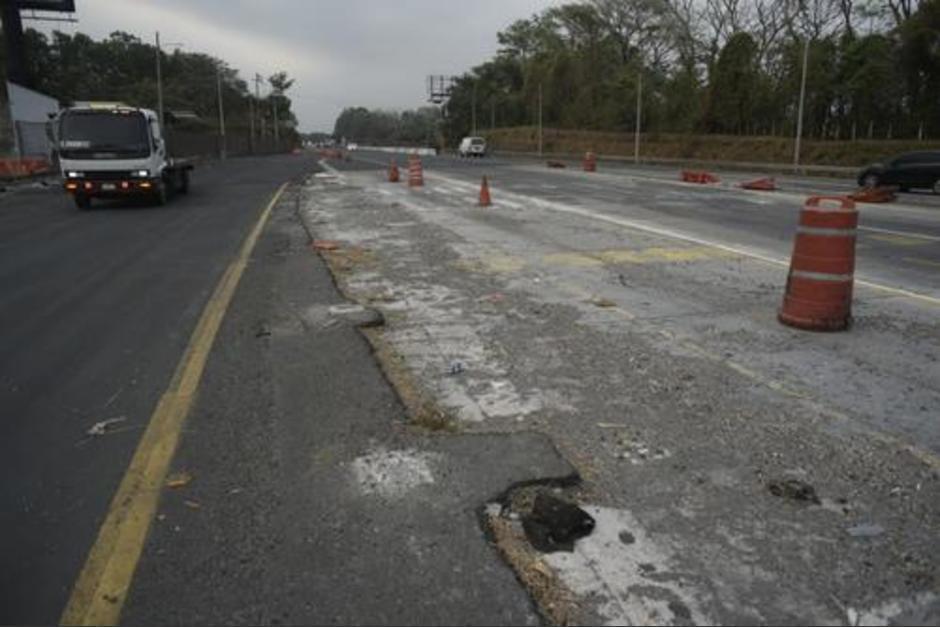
<box><xmin>55</xmin><ymin>103</ymin><xmax>193</xmax><ymax>209</ymax></box>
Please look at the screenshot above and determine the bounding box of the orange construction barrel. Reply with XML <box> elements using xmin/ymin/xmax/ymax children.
<box><xmin>779</xmin><ymin>196</ymin><xmax>858</xmax><ymax>331</ymax></box>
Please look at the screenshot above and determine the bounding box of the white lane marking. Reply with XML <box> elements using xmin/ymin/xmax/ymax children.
<box><xmin>425</xmin><ymin>170</ymin><xmax>940</xmax><ymax>306</ymax></box>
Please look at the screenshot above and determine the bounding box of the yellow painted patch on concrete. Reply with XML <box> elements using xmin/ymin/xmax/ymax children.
<box><xmin>543</xmin><ymin>245</ymin><xmax>738</xmax><ymax>268</ymax></box>
<box><xmin>458</xmin><ymin>254</ymin><xmax>527</xmax><ymax>274</ymax></box>
<box><xmin>542</xmin><ymin>252</ymin><xmax>605</xmax><ymax>268</ymax></box>
<box><xmin>867</xmin><ymin>233</ymin><xmax>929</xmax><ymax>247</ymax></box>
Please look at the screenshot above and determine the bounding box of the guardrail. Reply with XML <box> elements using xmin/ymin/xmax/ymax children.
<box><xmin>492</xmin><ymin>149</ymin><xmax>858</xmax><ymax>179</ymax></box>
<box><xmin>356</xmin><ymin>145</ymin><xmax>437</xmax><ymax>157</ymax></box>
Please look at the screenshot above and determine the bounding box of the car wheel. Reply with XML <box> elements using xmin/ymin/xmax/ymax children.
<box><xmin>862</xmin><ymin>173</ymin><xmax>880</xmax><ymax>188</ymax></box>
<box><xmin>74</xmin><ymin>194</ymin><xmax>91</xmax><ymax>210</ymax></box>
<box><xmin>934</xmin><ymin>179</ymin><xmax>940</xmax><ymax>195</ymax></box>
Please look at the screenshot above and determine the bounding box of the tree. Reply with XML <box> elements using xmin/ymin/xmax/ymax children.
<box><xmin>704</xmin><ymin>32</ymin><xmax>759</xmax><ymax>133</ymax></box>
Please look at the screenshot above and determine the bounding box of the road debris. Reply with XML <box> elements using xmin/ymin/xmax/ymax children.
<box><xmin>447</xmin><ymin>361</ymin><xmax>466</xmax><ymax>376</ymax></box>
<box><xmin>165</xmin><ymin>472</ymin><xmax>194</xmax><ymax>489</ymax></box>
<box><xmin>328</xmin><ymin>303</ymin><xmax>385</xmax><ymax>328</ymax></box>
<box><xmin>183</xmin><ymin>500</ymin><xmax>202</xmax><ymax>510</ymax></box>
<box><xmin>312</xmin><ymin>239</ymin><xmax>341</xmax><ymax>251</ymax></box>
<box><xmin>522</xmin><ymin>492</ymin><xmax>596</xmax><ymax>553</ymax></box>
<box><xmin>767</xmin><ymin>478</ymin><xmax>821</xmax><ymax>504</ymax></box>
<box><xmin>85</xmin><ymin>416</ymin><xmax>127</xmax><ymax>437</ymax></box>
<box><xmin>590</xmin><ymin>297</ymin><xmax>617</xmax><ymax>308</ymax></box>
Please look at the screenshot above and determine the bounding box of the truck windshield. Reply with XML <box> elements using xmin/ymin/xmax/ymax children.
<box><xmin>59</xmin><ymin>111</ymin><xmax>150</xmax><ymax>158</ymax></box>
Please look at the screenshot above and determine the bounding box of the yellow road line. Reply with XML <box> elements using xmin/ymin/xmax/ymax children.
<box><xmin>61</xmin><ymin>183</ymin><xmax>288</xmax><ymax>626</ymax></box>
<box><xmin>866</xmin><ymin>233</ymin><xmax>931</xmax><ymax>247</ymax></box>
<box><xmin>905</xmin><ymin>257</ymin><xmax>940</xmax><ymax>269</ymax></box>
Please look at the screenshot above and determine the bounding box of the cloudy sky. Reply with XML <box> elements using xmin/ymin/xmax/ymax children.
<box><xmin>36</xmin><ymin>0</ymin><xmax>559</xmax><ymax>132</ymax></box>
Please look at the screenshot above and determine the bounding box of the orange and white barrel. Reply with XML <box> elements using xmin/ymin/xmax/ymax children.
<box><xmin>779</xmin><ymin>196</ymin><xmax>858</xmax><ymax>331</ymax></box>
<box><xmin>408</xmin><ymin>155</ymin><xmax>423</xmax><ymax>187</ymax></box>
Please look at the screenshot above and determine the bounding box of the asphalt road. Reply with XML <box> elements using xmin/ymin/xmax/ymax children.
<box><xmin>353</xmin><ymin>148</ymin><xmax>940</xmax><ymax>299</ymax></box>
<box><xmin>0</xmin><ymin>152</ymin><xmax>319</xmax><ymax>623</ymax></box>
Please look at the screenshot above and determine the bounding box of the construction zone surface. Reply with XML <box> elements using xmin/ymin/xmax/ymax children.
<box><xmin>305</xmin><ymin>148</ymin><xmax>940</xmax><ymax>625</ymax></box>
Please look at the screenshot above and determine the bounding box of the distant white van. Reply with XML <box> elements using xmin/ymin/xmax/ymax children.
<box><xmin>458</xmin><ymin>136</ymin><xmax>486</xmax><ymax>158</ymax></box>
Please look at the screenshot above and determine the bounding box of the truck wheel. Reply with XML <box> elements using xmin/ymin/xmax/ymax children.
<box><xmin>74</xmin><ymin>195</ymin><xmax>91</xmax><ymax>210</ymax></box>
<box><xmin>179</xmin><ymin>170</ymin><xmax>190</xmax><ymax>194</ymax></box>
<box><xmin>153</xmin><ymin>183</ymin><xmax>168</xmax><ymax>206</ymax></box>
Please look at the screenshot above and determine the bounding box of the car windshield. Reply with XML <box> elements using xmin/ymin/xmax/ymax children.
<box><xmin>59</xmin><ymin>111</ymin><xmax>149</xmax><ymax>157</ymax></box>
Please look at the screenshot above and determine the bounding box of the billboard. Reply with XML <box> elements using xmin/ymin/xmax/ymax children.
<box><xmin>16</xmin><ymin>0</ymin><xmax>75</xmax><ymax>11</ymax></box>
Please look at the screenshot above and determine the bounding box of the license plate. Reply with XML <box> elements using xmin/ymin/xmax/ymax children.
<box><xmin>101</xmin><ymin>183</ymin><xmax>116</xmax><ymax>191</ymax></box>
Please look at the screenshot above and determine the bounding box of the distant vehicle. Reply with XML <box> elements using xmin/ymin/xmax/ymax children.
<box><xmin>55</xmin><ymin>103</ymin><xmax>194</xmax><ymax>210</ymax></box>
<box><xmin>857</xmin><ymin>151</ymin><xmax>940</xmax><ymax>194</ymax></box>
<box><xmin>458</xmin><ymin>136</ymin><xmax>486</xmax><ymax>158</ymax></box>
<box><xmin>346</xmin><ymin>142</ymin><xmax>359</xmax><ymax>151</ymax></box>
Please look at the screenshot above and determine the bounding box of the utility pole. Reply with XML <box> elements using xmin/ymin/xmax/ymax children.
<box><xmin>216</xmin><ymin>63</ymin><xmax>227</xmax><ymax>159</ymax></box>
<box><xmin>155</xmin><ymin>31</ymin><xmax>164</xmax><ymax>128</ymax></box>
<box><xmin>793</xmin><ymin>36</ymin><xmax>810</xmax><ymax>169</ymax></box>
<box><xmin>249</xmin><ymin>95</ymin><xmax>255</xmax><ymax>153</ymax></box>
<box><xmin>1</xmin><ymin>2</ymin><xmax>28</xmax><ymax>87</ymax></box>
<box><xmin>634</xmin><ymin>69</ymin><xmax>642</xmax><ymax>164</ymax></box>
<box><xmin>491</xmin><ymin>99</ymin><xmax>496</xmax><ymax>130</ymax></box>
<box><xmin>471</xmin><ymin>81</ymin><xmax>477</xmax><ymax>135</ymax></box>
<box><xmin>537</xmin><ymin>82</ymin><xmax>543</xmax><ymax>157</ymax></box>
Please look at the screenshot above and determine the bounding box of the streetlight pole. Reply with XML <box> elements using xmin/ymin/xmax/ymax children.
<box><xmin>793</xmin><ymin>36</ymin><xmax>810</xmax><ymax>169</ymax></box>
<box><xmin>272</xmin><ymin>94</ymin><xmax>279</xmax><ymax>145</ymax></box>
<box><xmin>634</xmin><ymin>68</ymin><xmax>642</xmax><ymax>164</ymax></box>
<box><xmin>537</xmin><ymin>82</ymin><xmax>543</xmax><ymax>157</ymax></box>
<box><xmin>471</xmin><ymin>81</ymin><xmax>477</xmax><ymax>135</ymax></box>
<box><xmin>216</xmin><ymin>63</ymin><xmax>226</xmax><ymax>159</ymax></box>
<box><xmin>155</xmin><ymin>31</ymin><xmax>163</xmax><ymax>128</ymax></box>
<box><xmin>254</xmin><ymin>74</ymin><xmax>265</xmax><ymax>141</ymax></box>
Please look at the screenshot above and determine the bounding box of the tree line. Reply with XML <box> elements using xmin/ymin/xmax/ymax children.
<box><xmin>2</xmin><ymin>29</ymin><xmax>297</xmax><ymax>139</ymax></box>
<box><xmin>332</xmin><ymin>106</ymin><xmax>441</xmax><ymax>146</ymax></box>
<box><xmin>439</xmin><ymin>0</ymin><xmax>940</xmax><ymax>144</ymax></box>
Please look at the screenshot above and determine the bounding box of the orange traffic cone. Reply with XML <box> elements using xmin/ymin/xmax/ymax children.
<box><xmin>479</xmin><ymin>176</ymin><xmax>491</xmax><ymax>207</ymax></box>
<box><xmin>388</xmin><ymin>159</ymin><xmax>400</xmax><ymax>183</ymax></box>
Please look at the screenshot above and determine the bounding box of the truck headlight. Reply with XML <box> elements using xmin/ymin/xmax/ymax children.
<box><xmin>66</xmin><ymin>171</ymin><xmax>83</xmax><ymax>178</ymax></box>
<box><xmin>131</xmin><ymin>169</ymin><xmax>150</xmax><ymax>178</ymax></box>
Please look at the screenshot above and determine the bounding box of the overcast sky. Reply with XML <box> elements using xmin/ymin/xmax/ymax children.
<box><xmin>35</xmin><ymin>0</ymin><xmax>559</xmax><ymax>132</ymax></box>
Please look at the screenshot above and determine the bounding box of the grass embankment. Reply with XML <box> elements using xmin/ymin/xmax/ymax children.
<box><xmin>484</xmin><ymin>127</ymin><xmax>940</xmax><ymax>168</ymax></box>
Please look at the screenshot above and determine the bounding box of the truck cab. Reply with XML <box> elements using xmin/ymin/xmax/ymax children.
<box><xmin>56</xmin><ymin>103</ymin><xmax>192</xmax><ymax>209</ymax></box>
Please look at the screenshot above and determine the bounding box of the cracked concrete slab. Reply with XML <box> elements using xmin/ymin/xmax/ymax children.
<box><xmin>303</xmin><ymin>156</ymin><xmax>940</xmax><ymax>625</ymax></box>
<box><xmin>122</xmin><ymin>176</ymin><xmax>575</xmax><ymax>625</ymax></box>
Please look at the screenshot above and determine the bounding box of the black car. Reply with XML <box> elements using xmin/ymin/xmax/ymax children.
<box><xmin>857</xmin><ymin>151</ymin><xmax>940</xmax><ymax>193</ymax></box>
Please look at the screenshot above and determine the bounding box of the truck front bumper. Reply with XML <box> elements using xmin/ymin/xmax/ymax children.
<box><xmin>64</xmin><ymin>177</ymin><xmax>160</xmax><ymax>198</ymax></box>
